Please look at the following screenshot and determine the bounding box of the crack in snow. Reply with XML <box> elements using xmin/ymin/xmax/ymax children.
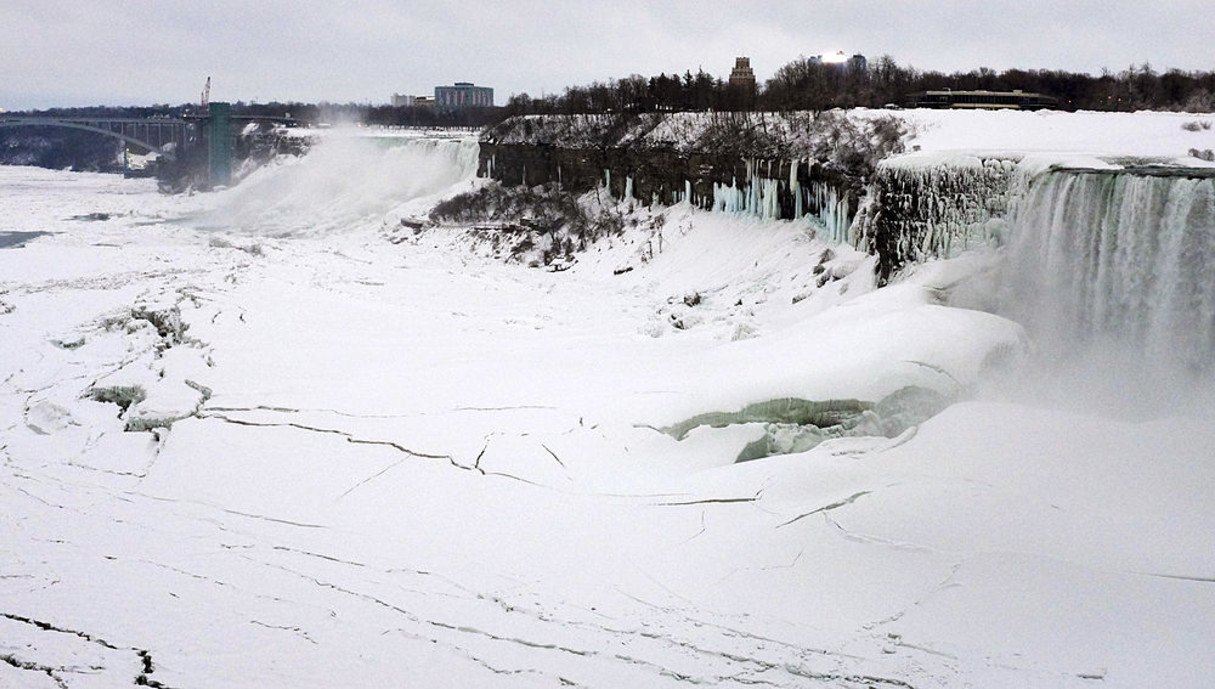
<box><xmin>0</xmin><ymin>653</ymin><xmax>69</xmax><ymax>689</ymax></box>
<box><xmin>197</xmin><ymin>411</ymin><xmax>469</xmax><ymax>467</ymax></box>
<box><xmin>249</xmin><ymin>619</ymin><xmax>318</xmax><ymax>645</ymax></box>
<box><xmin>270</xmin><ymin>545</ymin><xmax>368</xmax><ymax>568</ymax></box>
<box><xmin>380</xmin><ymin>625</ymin><xmax>564</xmax><ymax>682</ymax></box>
<box><xmin>540</xmin><ymin>443</ymin><xmax>569</xmax><ymax>471</ymax></box>
<box><xmin>0</xmin><ymin>612</ymin><xmax>177</xmax><ymax>688</ymax></box>
<box><xmin>253</xmin><ymin>558</ymin><xmax>902</xmax><ymax>686</ymax></box>
<box><xmin>335</xmin><ymin>458</ymin><xmax>406</xmax><ymax>500</ymax></box>
<box><xmin>654</xmin><ymin>489</ymin><xmax>763</xmax><ymax>507</ymax></box>
<box><xmin>821</xmin><ymin>513</ymin><xmax>942</xmax><ymax>555</ymax></box>
<box><xmin>1134</xmin><ymin>571</ymin><xmax>1215</xmax><ymax>584</ymax></box>
<box><xmin>125</xmin><ymin>492</ymin><xmax>330</xmax><ymax>530</ymax></box>
<box><xmin>777</xmin><ymin>491</ymin><xmax>873</xmax><ymax>528</ymax></box>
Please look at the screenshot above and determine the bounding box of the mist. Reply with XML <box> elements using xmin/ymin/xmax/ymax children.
<box><xmin>200</xmin><ymin>131</ymin><xmax>479</xmax><ymax>236</ymax></box>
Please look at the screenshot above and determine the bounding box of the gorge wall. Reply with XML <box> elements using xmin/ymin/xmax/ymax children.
<box><xmin>854</xmin><ymin>156</ymin><xmax>1020</xmax><ymax>282</ymax></box>
<box><xmin>477</xmin><ymin>112</ymin><xmax>907</xmax><ymax>246</ymax></box>
<box><xmin>479</xmin><ymin>142</ymin><xmax>859</xmax><ymax>242</ymax></box>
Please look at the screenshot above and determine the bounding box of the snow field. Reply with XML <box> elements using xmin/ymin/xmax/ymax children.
<box><xmin>1</xmin><ymin>123</ymin><xmax>1212</xmax><ymax>688</ymax></box>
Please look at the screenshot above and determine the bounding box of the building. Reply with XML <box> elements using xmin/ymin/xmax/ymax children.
<box><xmin>391</xmin><ymin>94</ymin><xmax>435</xmax><ymax>108</ymax></box>
<box><xmin>904</xmin><ymin>89</ymin><xmax>1058</xmax><ymax>110</ymax></box>
<box><xmin>434</xmin><ymin>82</ymin><xmax>494</xmax><ymax>110</ymax></box>
<box><xmin>728</xmin><ymin>57</ymin><xmax>756</xmax><ymax>91</ymax></box>
<box><xmin>810</xmin><ymin>52</ymin><xmax>867</xmax><ymax>73</ymax></box>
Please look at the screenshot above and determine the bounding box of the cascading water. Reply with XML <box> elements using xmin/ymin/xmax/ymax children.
<box><xmin>997</xmin><ymin>168</ymin><xmax>1215</xmax><ymax>408</ymax></box>
<box><xmin>203</xmin><ymin>134</ymin><xmax>480</xmax><ymax>236</ymax></box>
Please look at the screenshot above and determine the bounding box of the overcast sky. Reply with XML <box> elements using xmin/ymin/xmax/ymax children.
<box><xmin>2</xmin><ymin>0</ymin><xmax>1212</xmax><ymax>110</ymax></box>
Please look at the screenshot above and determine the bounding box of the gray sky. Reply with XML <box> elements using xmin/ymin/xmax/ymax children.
<box><xmin>2</xmin><ymin>0</ymin><xmax>1211</xmax><ymax>110</ymax></box>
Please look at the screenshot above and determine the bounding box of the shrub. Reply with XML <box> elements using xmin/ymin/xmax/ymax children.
<box><xmin>429</xmin><ymin>183</ymin><xmax>626</xmax><ymax>265</ymax></box>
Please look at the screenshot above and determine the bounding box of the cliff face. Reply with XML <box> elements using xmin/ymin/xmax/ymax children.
<box><xmin>854</xmin><ymin>156</ymin><xmax>1019</xmax><ymax>282</ymax></box>
<box><xmin>477</xmin><ymin>112</ymin><xmax>904</xmax><ymax>244</ymax></box>
<box><xmin>479</xmin><ymin>142</ymin><xmax>857</xmax><ymax>220</ymax></box>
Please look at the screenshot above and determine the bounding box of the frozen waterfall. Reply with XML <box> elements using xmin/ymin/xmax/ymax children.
<box><xmin>705</xmin><ymin>159</ymin><xmax>854</xmax><ymax>245</ymax></box>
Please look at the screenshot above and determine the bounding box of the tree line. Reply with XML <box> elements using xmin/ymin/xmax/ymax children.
<box><xmin>502</xmin><ymin>57</ymin><xmax>1215</xmax><ymax>115</ymax></box>
<box><xmin>237</xmin><ymin>60</ymin><xmax>1215</xmax><ymax>120</ymax></box>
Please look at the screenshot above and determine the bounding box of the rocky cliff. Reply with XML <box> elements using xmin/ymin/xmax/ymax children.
<box><xmin>854</xmin><ymin>155</ymin><xmax>1019</xmax><ymax>282</ymax></box>
<box><xmin>477</xmin><ymin>111</ymin><xmax>906</xmax><ymax>245</ymax></box>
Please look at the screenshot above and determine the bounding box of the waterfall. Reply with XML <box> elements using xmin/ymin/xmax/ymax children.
<box><xmin>1001</xmin><ymin>169</ymin><xmax>1215</xmax><ymax>376</ymax></box>
<box><xmin>204</xmin><ymin>135</ymin><xmax>480</xmax><ymax>236</ymax></box>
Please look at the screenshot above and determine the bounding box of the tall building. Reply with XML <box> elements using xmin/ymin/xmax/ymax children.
<box><xmin>391</xmin><ymin>93</ymin><xmax>416</xmax><ymax>107</ymax></box>
<box><xmin>811</xmin><ymin>52</ymin><xmax>868</xmax><ymax>73</ymax></box>
<box><xmin>434</xmin><ymin>82</ymin><xmax>494</xmax><ymax>110</ymax></box>
<box><xmin>728</xmin><ymin>57</ymin><xmax>756</xmax><ymax>91</ymax></box>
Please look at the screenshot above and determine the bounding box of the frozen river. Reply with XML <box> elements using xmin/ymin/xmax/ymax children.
<box><xmin>1</xmin><ymin>138</ymin><xmax>1213</xmax><ymax>688</ymax></box>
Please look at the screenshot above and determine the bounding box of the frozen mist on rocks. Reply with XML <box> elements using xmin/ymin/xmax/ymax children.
<box><xmin>2</xmin><ymin>115</ymin><xmax>1214</xmax><ymax>689</ymax></box>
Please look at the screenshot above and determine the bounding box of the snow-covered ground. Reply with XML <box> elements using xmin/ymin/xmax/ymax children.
<box><xmin>2</xmin><ymin>121</ymin><xmax>1213</xmax><ymax>689</ymax></box>
<box><xmin>885</xmin><ymin>107</ymin><xmax>1215</xmax><ymax>168</ymax></box>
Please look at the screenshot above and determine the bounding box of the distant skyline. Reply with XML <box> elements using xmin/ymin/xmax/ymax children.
<box><xmin>2</xmin><ymin>0</ymin><xmax>1212</xmax><ymax>110</ymax></box>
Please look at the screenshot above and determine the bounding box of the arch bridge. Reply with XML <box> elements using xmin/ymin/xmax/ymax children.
<box><xmin>0</xmin><ymin>107</ymin><xmax>298</xmax><ymax>186</ymax></box>
<box><xmin>0</xmin><ymin>116</ymin><xmax>202</xmax><ymax>161</ymax></box>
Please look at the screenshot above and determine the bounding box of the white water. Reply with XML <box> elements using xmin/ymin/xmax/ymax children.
<box><xmin>202</xmin><ymin>134</ymin><xmax>479</xmax><ymax>236</ymax></box>
<box><xmin>998</xmin><ymin>169</ymin><xmax>1215</xmax><ymax>410</ymax></box>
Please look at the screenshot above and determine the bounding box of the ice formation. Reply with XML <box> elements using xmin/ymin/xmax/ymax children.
<box><xmin>857</xmin><ymin>156</ymin><xmax>1018</xmax><ymax>278</ymax></box>
<box><xmin>665</xmin><ymin>159</ymin><xmax>852</xmax><ymax>244</ymax></box>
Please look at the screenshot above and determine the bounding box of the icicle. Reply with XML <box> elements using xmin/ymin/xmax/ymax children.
<box><xmin>790</xmin><ymin>158</ymin><xmax>803</xmax><ymax>218</ymax></box>
<box><xmin>713</xmin><ymin>176</ymin><xmax>739</xmax><ymax>214</ymax></box>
